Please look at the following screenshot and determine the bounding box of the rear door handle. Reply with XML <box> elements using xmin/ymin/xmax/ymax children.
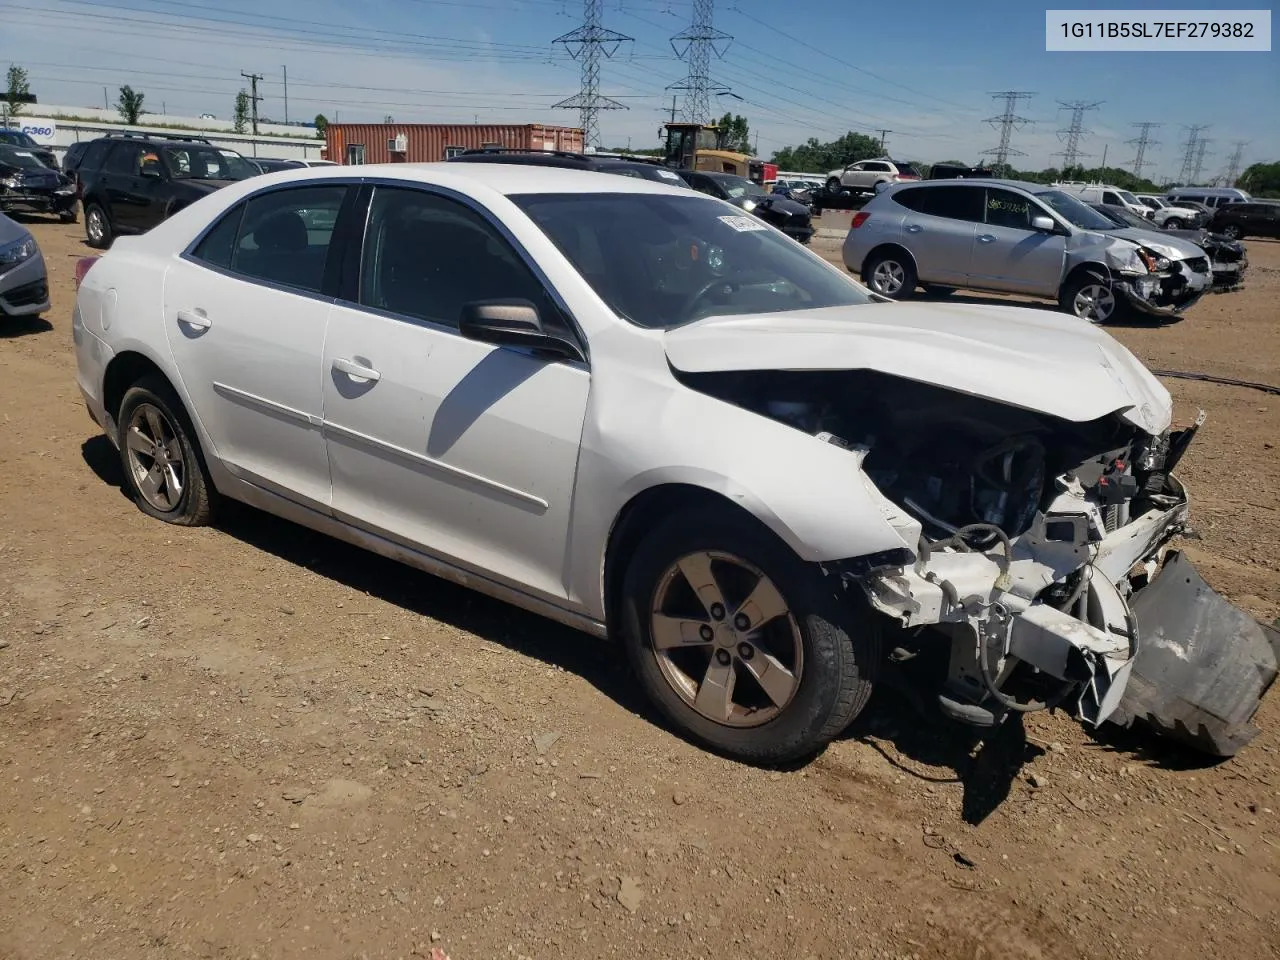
<box><xmin>332</xmin><ymin>357</ymin><xmax>381</xmax><ymax>382</ymax></box>
<box><xmin>977</xmin><ymin>234</ymin><xmax>996</xmax><ymax>243</ymax></box>
<box><xmin>176</xmin><ymin>308</ymin><xmax>211</xmax><ymax>329</ymax></box>
<box><xmin>905</xmin><ymin>223</ymin><xmax>923</xmax><ymax>233</ymax></box>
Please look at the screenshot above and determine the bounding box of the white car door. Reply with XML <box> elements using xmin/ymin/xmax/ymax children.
<box><xmin>841</xmin><ymin>162</ymin><xmax>868</xmax><ymax>190</ymax></box>
<box><xmin>163</xmin><ymin>182</ymin><xmax>353</xmax><ymax>510</ymax></box>
<box><xmin>321</xmin><ymin>184</ymin><xmax>591</xmax><ymax>602</ymax></box>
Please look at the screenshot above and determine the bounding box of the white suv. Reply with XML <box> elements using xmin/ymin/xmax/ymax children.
<box><xmin>826</xmin><ymin>158</ymin><xmax>920</xmax><ymax>194</ymax></box>
<box><xmin>1055</xmin><ymin>182</ymin><xmax>1151</xmax><ymax>220</ymax></box>
<box><xmin>1136</xmin><ymin>194</ymin><xmax>1205</xmax><ymax>229</ymax></box>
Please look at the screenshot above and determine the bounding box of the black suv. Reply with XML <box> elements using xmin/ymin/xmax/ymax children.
<box><xmin>1208</xmin><ymin>200</ymin><xmax>1280</xmax><ymax>241</ymax></box>
<box><xmin>75</xmin><ymin>133</ymin><xmax>258</xmax><ymax>248</ymax></box>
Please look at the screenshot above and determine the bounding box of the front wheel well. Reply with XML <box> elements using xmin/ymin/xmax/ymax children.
<box><xmin>102</xmin><ymin>351</ymin><xmax>173</xmax><ymax>424</ymax></box>
<box><xmin>602</xmin><ymin>484</ymin><xmax>773</xmax><ymax>631</ymax></box>
<box><xmin>1060</xmin><ymin>261</ymin><xmax>1112</xmax><ymax>293</ymax></box>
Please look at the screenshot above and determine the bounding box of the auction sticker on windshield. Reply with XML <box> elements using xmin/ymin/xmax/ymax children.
<box><xmin>719</xmin><ymin>215</ymin><xmax>768</xmax><ymax>232</ymax></box>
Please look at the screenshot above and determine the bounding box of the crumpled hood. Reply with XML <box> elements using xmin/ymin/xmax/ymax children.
<box><xmin>1103</xmin><ymin>227</ymin><xmax>1207</xmax><ymax>261</ymax></box>
<box><xmin>664</xmin><ymin>302</ymin><xmax>1172</xmax><ymax>434</ymax></box>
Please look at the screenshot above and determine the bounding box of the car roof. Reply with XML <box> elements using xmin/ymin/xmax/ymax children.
<box><xmin>892</xmin><ymin>177</ymin><xmax>1051</xmax><ymax>193</ymax></box>
<box><xmin>240</xmin><ymin>161</ymin><xmax>695</xmax><ymax>197</ymax></box>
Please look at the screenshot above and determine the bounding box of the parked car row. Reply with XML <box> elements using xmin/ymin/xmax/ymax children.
<box><xmin>67</xmin><ymin>160</ymin><xmax>1277</xmax><ymax>763</ymax></box>
<box><xmin>1087</xmin><ymin>201</ymin><xmax>1249</xmax><ymax>292</ymax></box>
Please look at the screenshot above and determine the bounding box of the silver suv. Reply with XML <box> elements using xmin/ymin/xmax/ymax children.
<box><xmin>825</xmin><ymin>158</ymin><xmax>920</xmax><ymax>195</ymax></box>
<box><xmin>842</xmin><ymin>179</ymin><xmax>1212</xmax><ymax>323</ymax></box>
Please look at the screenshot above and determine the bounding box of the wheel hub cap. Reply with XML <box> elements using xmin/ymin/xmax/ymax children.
<box><xmin>125</xmin><ymin>403</ymin><xmax>185</xmax><ymax>512</ymax></box>
<box><xmin>873</xmin><ymin>261</ymin><xmax>905</xmax><ymax>294</ymax></box>
<box><xmin>649</xmin><ymin>551</ymin><xmax>804</xmax><ymax>728</ymax></box>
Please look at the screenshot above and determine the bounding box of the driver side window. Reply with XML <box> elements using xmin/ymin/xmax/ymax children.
<box><xmin>984</xmin><ymin>188</ymin><xmax>1034</xmax><ymax>230</ymax></box>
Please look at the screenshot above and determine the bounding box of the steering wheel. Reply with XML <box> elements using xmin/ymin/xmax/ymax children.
<box><xmin>682</xmin><ymin>278</ymin><xmax>739</xmax><ymax>316</ymax></box>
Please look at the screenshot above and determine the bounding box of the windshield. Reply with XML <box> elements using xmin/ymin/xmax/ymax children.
<box><xmin>1095</xmin><ymin>204</ymin><xmax>1152</xmax><ymax>230</ymax></box>
<box><xmin>1033</xmin><ymin>189</ymin><xmax>1118</xmax><ymax>231</ymax></box>
<box><xmin>0</xmin><ymin>131</ymin><xmax>38</xmax><ymax>147</ymax></box>
<box><xmin>0</xmin><ymin>146</ymin><xmax>49</xmax><ymax>170</ymax></box>
<box><xmin>713</xmin><ymin>175</ymin><xmax>767</xmax><ymax>199</ymax></box>
<box><xmin>1117</xmin><ymin>190</ymin><xmax>1141</xmax><ymax>206</ymax></box>
<box><xmin>512</xmin><ymin>192</ymin><xmax>872</xmax><ymax>329</ymax></box>
<box><xmin>162</xmin><ymin>145</ymin><xmax>257</xmax><ymax>181</ymax></box>
<box><xmin>1142</xmin><ymin>196</ymin><xmax>1166</xmax><ymax>209</ymax></box>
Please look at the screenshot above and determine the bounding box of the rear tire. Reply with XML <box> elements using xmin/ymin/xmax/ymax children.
<box><xmin>1219</xmin><ymin>224</ymin><xmax>1242</xmax><ymax>240</ymax></box>
<box><xmin>863</xmin><ymin>249</ymin><xmax>917</xmax><ymax>300</ymax></box>
<box><xmin>826</xmin><ymin>177</ymin><xmax>841</xmax><ymax>193</ymax></box>
<box><xmin>1164</xmin><ymin>217</ymin><xmax>1185</xmax><ymax>229</ymax></box>
<box><xmin>619</xmin><ymin>506</ymin><xmax>879</xmax><ymax>765</ymax></box>
<box><xmin>85</xmin><ymin>202</ymin><xmax>113</xmax><ymax>249</ymax></box>
<box><xmin>116</xmin><ymin>376</ymin><xmax>217</xmax><ymax>526</ymax></box>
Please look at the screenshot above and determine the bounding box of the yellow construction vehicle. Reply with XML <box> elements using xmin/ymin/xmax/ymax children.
<box><xmin>661</xmin><ymin>122</ymin><xmax>776</xmax><ymax>184</ymax></box>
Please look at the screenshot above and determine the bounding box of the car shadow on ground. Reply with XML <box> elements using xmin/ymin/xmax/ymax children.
<box><xmin>79</xmin><ymin>435</ymin><xmax>650</xmax><ymax>718</ymax></box>
<box><xmin>0</xmin><ymin>314</ymin><xmax>53</xmax><ymax>338</ymax></box>
<box><xmin>918</xmin><ymin>290</ymin><xmax>1182</xmax><ymax>329</ymax></box>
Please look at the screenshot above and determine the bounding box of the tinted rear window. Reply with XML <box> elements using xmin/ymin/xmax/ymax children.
<box><xmin>892</xmin><ymin>162</ymin><xmax>920</xmax><ymax>177</ymax></box>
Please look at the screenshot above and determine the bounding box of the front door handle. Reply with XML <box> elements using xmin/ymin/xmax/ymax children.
<box><xmin>905</xmin><ymin>223</ymin><xmax>923</xmax><ymax>233</ymax></box>
<box><xmin>977</xmin><ymin>234</ymin><xmax>996</xmax><ymax>243</ymax></box>
<box><xmin>176</xmin><ymin>308</ymin><xmax>211</xmax><ymax>329</ymax></box>
<box><xmin>332</xmin><ymin>357</ymin><xmax>381</xmax><ymax>382</ymax></box>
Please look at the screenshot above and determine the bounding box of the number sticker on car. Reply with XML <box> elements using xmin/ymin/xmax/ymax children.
<box><xmin>718</xmin><ymin>215</ymin><xmax>768</xmax><ymax>232</ymax></box>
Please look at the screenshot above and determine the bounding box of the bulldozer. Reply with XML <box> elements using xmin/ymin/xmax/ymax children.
<box><xmin>661</xmin><ymin>122</ymin><xmax>777</xmax><ymax>185</ymax></box>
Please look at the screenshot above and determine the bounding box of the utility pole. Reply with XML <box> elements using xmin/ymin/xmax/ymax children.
<box><xmin>668</xmin><ymin>0</ymin><xmax>732</xmax><ymax>124</ymax></box>
<box><xmin>282</xmin><ymin>65</ymin><xmax>288</xmax><ymax>124</ymax></box>
<box><xmin>981</xmin><ymin>91</ymin><xmax>1035</xmax><ymax>175</ymax></box>
<box><xmin>1222</xmin><ymin>140</ymin><xmax>1247</xmax><ymax>185</ymax></box>
<box><xmin>552</xmin><ymin>0</ymin><xmax>632</xmax><ymax>148</ymax></box>
<box><xmin>240</xmin><ymin>71</ymin><xmax>263</xmax><ymax>135</ymax></box>
<box><xmin>1126</xmin><ymin>122</ymin><xmax>1161</xmax><ymax>179</ymax></box>
<box><xmin>1053</xmin><ymin>99</ymin><xmax>1101</xmax><ymax>173</ymax></box>
<box><xmin>1177</xmin><ymin>124</ymin><xmax>1209</xmax><ymax>184</ymax></box>
<box><xmin>1100</xmin><ymin>142</ymin><xmax>1108</xmax><ymax>169</ymax></box>
<box><xmin>103</xmin><ymin>87</ymin><xmax>108</xmax><ymax>109</ymax></box>
<box><xmin>875</xmin><ymin>129</ymin><xmax>892</xmax><ymax>153</ymax></box>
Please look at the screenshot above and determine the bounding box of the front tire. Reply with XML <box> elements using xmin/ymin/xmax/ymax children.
<box><xmin>863</xmin><ymin>249</ymin><xmax>916</xmax><ymax>299</ymax></box>
<box><xmin>1164</xmin><ymin>217</ymin><xmax>1185</xmax><ymax>229</ymax></box>
<box><xmin>1060</xmin><ymin>269</ymin><xmax>1124</xmax><ymax>324</ymax></box>
<box><xmin>826</xmin><ymin>177</ymin><xmax>842</xmax><ymax>193</ymax></box>
<box><xmin>85</xmin><ymin>202</ymin><xmax>113</xmax><ymax>249</ymax></box>
<box><xmin>1219</xmin><ymin>223</ymin><xmax>1242</xmax><ymax>240</ymax></box>
<box><xmin>117</xmin><ymin>376</ymin><xmax>216</xmax><ymax>526</ymax></box>
<box><xmin>619</xmin><ymin>506</ymin><xmax>880</xmax><ymax>765</ymax></box>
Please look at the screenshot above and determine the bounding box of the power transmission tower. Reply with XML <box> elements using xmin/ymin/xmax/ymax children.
<box><xmin>1126</xmin><ymin>122</ymin><xmax>1161</xmax><ymax>179</ymax></box>
<box><xmin>1054</xmin><ymin>99</ymin><xmax>1101</xmax><ymax>172</ymax></box>
<box><xmin>1177</xmin><ymin>125</ymin><xmax>1209</xmax><ymax>184</ymax></box>
<box><xmin>981</xmin><ymin>91</ymin><xmax>1034</xmax><ymax>174</ymax></box>
<box><xmin>240</xmin><ymin>70</ymin><xmax>263</xmax><ymax>135</ymax></box>
<box><xmin>668</xmin><ymin>0</ymin><xmax>732</xmax><ymax>124</ymax></box>
<box><xmin>1222</xmin><ymin>140</ymin><xmax>1248</xmax><ymax>185</ymax></box>
<box><xmin>1191</xmin><ymin>137</ymin><xmax>1212</xmax><ymax>183</ymax></box>
<box><xmin>552</xmin><ymin>0</ymin><xmax>632</xmax><ymax>148</ymax></box>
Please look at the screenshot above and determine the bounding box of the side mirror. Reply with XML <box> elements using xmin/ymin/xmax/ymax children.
<box><xmin>459</xmin><ymin>300</ymin><xmax>583</xmax><ymax>361</ymax></box>
<box><xmin>1031</xmin><ymin>215</ymin><xmax>1057</xmax><ymax>233</ymax></box>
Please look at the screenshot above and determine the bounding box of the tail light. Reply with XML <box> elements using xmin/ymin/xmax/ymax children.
<box><xmin>851</xmin><ymin>211</ymin><xmax>871</xmax><ymax>229</ymax></box>
<box><xmin>74</xmin><ymin>256</ymin><xmax>99</xmax><ymax>290</ymax></box>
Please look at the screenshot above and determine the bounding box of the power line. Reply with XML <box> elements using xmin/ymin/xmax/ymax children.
<box><xmin>1177</xmin><ymin>125</ymin><xmax>1210</xmax><ymax>184</ymax></box>
<box><xmin>551</xmin><ymin>0</ymin><xmax>632</xmax><ymax>147</ymax></box>
<box><xmin>1054</xmin><ymin>99</ymin><xmax>1101</xmax><ymax>171</ymax></box>
<box><xmin>1126</xmin><ymin>121</ymin><xmax>1161</xmax><ymax>179</ymax></box>
<box><xmin>668</xmin><ymin>0</ymin><xmax>732</xmax><ymax>123</ymax></box>
<box><xmin>982</xmin><ymin>91</ymin><xmax>1034</xmax><ymax>173</ymax></box>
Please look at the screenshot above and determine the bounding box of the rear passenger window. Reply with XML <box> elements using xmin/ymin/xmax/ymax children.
<box><xmin>80</xmin><ymin>140</ymin><xmax>109</xmax><ymax>171</ymax></box>
<box><xmin>104</xmin><ymin>143</ymin><xmax>142</xmax><ymax>175</ymax></box>
<box><xmin>984</xmin><ymin>188</ymin><xmax>1034</xmax><ymax>229</ymax></box>
<box><xmin>191</xmin><ymin>204</ymin><xmax>245</xmax><ymax>270</ymax></box>
<box><xmin>228</xmin><ymin>186</ymin><xmax>347</xmax><ymax>293</ymax></box>
<box><xmin>893</xmin><ymin>188</ymin><xmax>929</xmax><ymax>212</ymax></box>
<box><xmin>923</xmin><ymin>186</ymin><xmax>984</xmax><ymax>222</ymax></box>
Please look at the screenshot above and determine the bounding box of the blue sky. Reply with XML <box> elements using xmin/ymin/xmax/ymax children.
<box><xmin>2</xmin><ymin>0</ymin><xmax>1275</xmax><ymax>176</ymax></box>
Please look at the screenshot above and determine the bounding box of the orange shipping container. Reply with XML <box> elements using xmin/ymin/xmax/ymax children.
<box><xmin>324</xmin><ymin>123</ymin><xmax>585</xmax><ymax>165</ymax></box>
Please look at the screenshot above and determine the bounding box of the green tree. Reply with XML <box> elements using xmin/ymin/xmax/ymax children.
<box><xmin>233</xmin><ymin>89</ymin><xmax>250</xmax><ymax>134</ymax></box>
<box><xmin>771</xmin><ymin>131</ymin><xmax>884</xmax><ymax>174</ymax></box>
<box><xmin>714</xmin><ymin>112</ymin><xmax>751</xmax><ymax>153</ymax></box>
<box><xmin>313</xmin><ymin>113</ymin><xmax>328</xmax><ymax>140</ymax></box>
<box><xmin>4</xmin><ymin>64</ymin><xmax>31</xmax><ymax>118</ymax></box>
<box><xmin>1239</xmin><ymin>161</ymin><xmax>1280</xmax><ymax>198</ymax></box>
<box><xmin>116</xmin><ymin>84</ymin><xmax>145</xmax><ymax>124</ymax></box>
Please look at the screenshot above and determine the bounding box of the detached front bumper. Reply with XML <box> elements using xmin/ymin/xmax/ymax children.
<box><xmin>0</xmin><ymin>189</ymin><xmax>77</xmax><ymax>216</ymax></box>
<box><xmin>1118</xmin><ymin>262</ymin><xmax>1211</xmax><ymax>318</ymax></box>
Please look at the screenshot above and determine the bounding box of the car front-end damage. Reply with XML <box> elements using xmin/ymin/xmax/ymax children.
<box><xmin>665</xmin><ymin>306</ymin><xmax>1276</xmax><ymax>756</ymax></box>
<box><xmin>1089</xmin><ymin>234</ymin><xmax>1211</xmax><ymax>319</ymax></box>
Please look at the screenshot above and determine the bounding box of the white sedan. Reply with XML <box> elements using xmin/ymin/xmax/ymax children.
<box><xmin>71</xmin><ymin>163</ymin><xmax>1275</xmax><ymax>762</ymax></box>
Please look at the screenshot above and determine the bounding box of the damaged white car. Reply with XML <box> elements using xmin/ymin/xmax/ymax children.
<box><xmin>71</xmin><ymin>164</ymin><xmax>1277</xmax><ymax>764</ymax></box>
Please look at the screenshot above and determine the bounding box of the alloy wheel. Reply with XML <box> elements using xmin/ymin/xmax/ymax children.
<box><xmin>125</xmin><ymin>402</ymin><xmax>186</xmax><ymax>512</ymax></box>
<box><xmin>1072</xmin><ymin>283</ymin><xmax>1116</xmax><ymax>323</ymax></box>
<box><xmin>87</xmin><ymin>208</ymin><xmax>106</xmax><ymax>244</ymax></box>
<box><xmin>871</xmin><ymin>259</ymin><xmax>906</xmax><ymax>295</ymax></box>
<box><xmin>648</xmin><ymin>551</ymin><xmax>804</xmax><ymax>728</ymax></box>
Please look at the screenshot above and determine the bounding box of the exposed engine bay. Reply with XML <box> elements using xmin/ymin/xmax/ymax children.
<box><xmin>679</xmin><ymin>367</ymin><xmax>1279</xmax><ymax>755</ymax></box>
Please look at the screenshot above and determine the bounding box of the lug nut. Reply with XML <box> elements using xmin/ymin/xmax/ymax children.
<box><xmin>709</xmin><ymin>603</ymin><xmax>725</xmax><ymax>621</ymax></box>
<box><xmin>734</xmin><ymin>613</ymin><xmax>751</xmax><ymax>631</ymax></box>
<box><xmin>737</xmin><ymin>643</ymin><xmax>755</xmax><ymax>661</ymax></box>
<box><xmin>699</xmin><ymin>624</ymin><xmax>714</xmax><ymax>641</ymax></box>
<box><xmin>715</xmin><ymin>649</ymin><xmax>732</xmax><ymax>666</ymax></box>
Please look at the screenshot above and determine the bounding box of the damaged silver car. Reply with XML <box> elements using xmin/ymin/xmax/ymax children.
<box><xmin>842</xmin><ymin>179</ymin><xmax>1211</xmax><ymax>324</ymax></box>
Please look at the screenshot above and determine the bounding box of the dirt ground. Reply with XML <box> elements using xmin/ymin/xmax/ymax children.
<box><xmin>1</xmin><ymin>215</ymin><xmax>1278</xmax><ymax>960</ymax></box>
